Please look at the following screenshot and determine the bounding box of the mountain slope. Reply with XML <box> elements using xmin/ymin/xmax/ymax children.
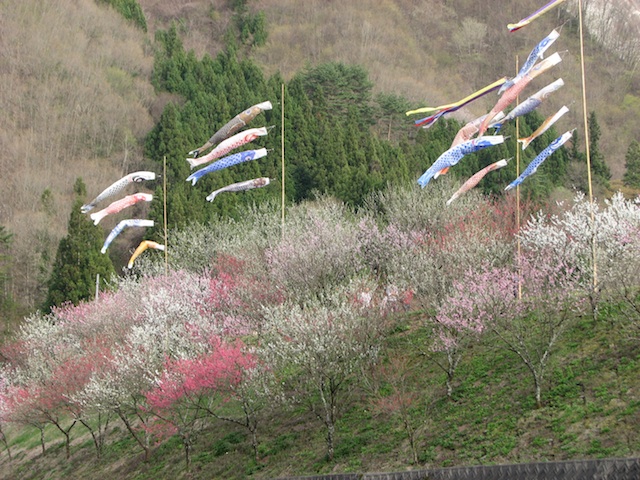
<box><xmin>1</xmin><ymin>0</ymin><xmax>640</xmax><ymax>313</ymax></box>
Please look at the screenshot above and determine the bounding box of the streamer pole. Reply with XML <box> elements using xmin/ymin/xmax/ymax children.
<box><xmin>281</xmin><ymin>83</ymin><xmax>286</xmax><ymax>238</ymax></box>
<box><xmin>515</xmin><ymin>55</ymin><xmax>522</xmax><ymax>300</ymax></box>
<box><xmin>578</xmin><ymin>0</ymin><xmax>598</xmax><ymax>292</ymax></box>
<box><xmin>163</xmin><ymin>155</ymin><xmax>168</xmax><ymax>276</ymax></box>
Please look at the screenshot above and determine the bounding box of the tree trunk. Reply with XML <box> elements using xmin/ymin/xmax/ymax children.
<box><xmin>182</xmin><ymin>433</ymin><xmax>192</xmax><ymax>472</ymax></box>
<box><xmin>535</xmin><ymin>376</ymin><xmax>543</xmax><ymax>409</ymax></box>
<box><xmin>39</xmin><ymin>426</ymin><xmax>46</xmax><ymax>456</ymax></box>
<box><xmin>325</xmin><ymin>420</ymin><xmax>335</xmax><ymax>461</ymax></box>
<box><xmin>0</xmin><ymin>427</ymin><xmax>12</xmax><ymax>460</ymax></box>
<box><xmin>118</xmin><ymin>412</ymin><xmax>150</xmax><ymax>462</ymax></box>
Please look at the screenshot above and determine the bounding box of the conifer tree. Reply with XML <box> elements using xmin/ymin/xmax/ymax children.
<box><xmin>44</xmin><ymin>179</ymin><xmax>115</xmax><ymax>311</ymax></box>
<box><xmin>623</xmin><ymin>139</ymin><xmax>640</xmax><ymax>189</ymax></box>
<box><xmin>0</xmin><ymin>225</ymin><xmax>11</xmax><ymax>292</ymax></box>
<box><xmin>588</xmin><ymin>111</ymin><xmax>611</xmax><ymax>186</ymax></box>
<box><xmin>0</xmin><ymin>225</ymin><xmax>14</xmax><ymax>320</ymax></box>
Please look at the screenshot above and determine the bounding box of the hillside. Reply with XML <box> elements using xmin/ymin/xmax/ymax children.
<box><xmin>0</xmin><ymin>2</ymin><xmax>640</xmax><ymax>476</ymax></box>
<box><xmin>0</xmin><ymin>184</ymin><xmax>639</xmax><ymax>479</ymax></box>
<box><xmin>2</xmin><ymin>1</ymin><xmax>640</xmax><ymax>318</ymax></box>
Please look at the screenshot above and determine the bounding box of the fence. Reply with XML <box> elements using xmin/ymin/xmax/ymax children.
<box><xmin>275</xmin><ymin>457</ymin><xmax>640</xmax><ymax>480</ymax></box>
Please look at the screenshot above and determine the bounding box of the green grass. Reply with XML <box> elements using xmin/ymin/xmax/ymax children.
<box><xmin>1</xmin><ymin>307</ymin><xmax>639</xmax><ymax>479</ymax></box>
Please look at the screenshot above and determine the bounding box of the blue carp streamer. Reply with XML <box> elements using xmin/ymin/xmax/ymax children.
<box><xmin>186</xmin><ymin>149</ymin><xmax>269</xmax><ymax>186</ymax></box>
<box><xmin>101</xmin><ymin>219</ymin><xmax>154</xmax><ymax>254</ymax></box>
<box><xmin>505</xmin><ymin>130</ymin><xmax>574</xmax><ymax>191</ymax></box>
<box><xmin>417</xmin><ymin>136</ymin><xmax>505</xmax><ymax>188</ymax></box>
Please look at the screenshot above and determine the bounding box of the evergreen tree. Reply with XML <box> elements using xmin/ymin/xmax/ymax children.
<box><xmin>0</xmin><ymin>225</ymin><xmax>13</xmax><ymax>306</ymax></box>
<box><xmin>623</xmin><ymin>139</ymin><xmax>640</xmax><ymax>189</ymax></box>
<box><xmin>97</xmin><ymin>0</ymin><xmax>147</xmax><ymax>32</ymax></box>
<box><xmin>0</xmin><ymin>225</ymin><xmax>22</xmax><ymax>335</ymax></box>
<box><xmin>297</xmin><ymin>62</ymin><xmax>374</xmax><ymax>126</ymax></box>
<box><xmin>587</xmin><ymin>111</ymin><xmax>611</xmax><ymax>187</ymax></box>
<box><xmin>44</xmin><ymin>179</ymin><xmax>115</xmax><ymax>311</ymax></box>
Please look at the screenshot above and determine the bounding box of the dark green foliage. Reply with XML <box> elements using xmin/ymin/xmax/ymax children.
<box><xmin>0</xmin><ymin>225</ymin><xmax>12</xmax><ymax>288</ymax></box>
<box><xmin>566</xmin><ymin>113</ymin><xmax>610</xmax><ymax>194</ymax></box>
<box><xmin>145</xmin><ymin>22</ymin><xmax>576</xmax><ymax>228</ymax></box>
<box><xmin>97</xmin><ymin>0</ymin><xmax>147</xmax><ymax>32</ymax></box>
<box><xmin>374</xmin><ymin>92</ymin><xmax>413</xmax><ymax>143</ymax></box>
<box><xmin>623</xmin><ymin>139</ymin><xmax>640</xmax><ymax>188</ymax></box>
<box><xmin>44</xmin><ymin>179</ymin><xmax>115</xmax><ymax>311</ymax></box>
<box><xmin>296</xmin><ymin>62</ymin><xmax>375</xmax><ymax>127</ymax></box>
<box><xmin>144</xmin><ymin>28</ymin><xmax>420</xmax><ymax>227</ymax></box>
<box><xmin>588</xmin><ymin>111</ymin><xmax>611</xmax><ymax>186</ymax></box>
<box><xmin>231</xmin><ymin>0</ymin><xmax>268</xmax><ymax>47</ymax></box>
<box><xmin>0</xmin><ymin>225</ymin><xmax>15</xmax><ymax>324</ymax></box>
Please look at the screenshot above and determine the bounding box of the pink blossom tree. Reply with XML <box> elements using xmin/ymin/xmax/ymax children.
<box><xmin>0</xmin><ymin>375</ymin><xmax>13</xmax><ymax>460</ymax></box>
<box><xmin>143</xmin><ymin>336</ymin><xmax>256</xmax><ymax>470</ymax></box>
<box><xmin>437</xmin><ymin>251</ymin><xmax>585</xmax><ymax>407</ymax></box>
<box><xmin>265</xmin><ymin>197</ymin><xmax>366</xmax><ymax>302</ymax></box>
<box><xmin>205</xmin><ymin>253</ymin><xmax>284</xmax><ymax>336</ymax></box>
<box><xmin>368</xmin><ymin>354</ymin><xmax>423</xmax><ymax>464</ymax></box>
<box><xmin>362</xmin><ymin>188</ymin><xmax>518</xmax><ymax>313</ymax></box>
<box><xmin>78</xmin><ymin>270</ymin><xmax>217</xmax><ymax>462</ymax></box>
<box><xmin>3</xmin><ymin>385</ymin><xmax>50</xmax><ymax>456</ymax></box>
<box><xmin>1</xmin><ymin>311</ymin><xmax>83</xmax><ymax>459</ymax></box>
<box><xmin>433</xmin><ymin>262</ymin><xmax>519</xmax><ymax>398</ymax></box>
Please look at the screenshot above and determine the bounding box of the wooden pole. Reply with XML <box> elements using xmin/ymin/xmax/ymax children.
<box><xmin>163</xmin><ymin>155</ymin><xmax>168</xmax><ymax>276</ymax></box>
<box><xmin>578</xmin><ymin>0</ymin><xmax>598</xmax><ymax>292</ymax></box>
<box><xmin>515</xmin><ymin>55</ymin><xmax>522</xmax><ymax>300</ymax></box>
<box><xmin>281</xmin><ymin>83</ymin><xmax>286</xmax><ymax>239</ymax></box>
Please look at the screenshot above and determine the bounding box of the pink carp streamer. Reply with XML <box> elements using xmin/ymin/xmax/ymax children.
<box><xmin>477</xmin><ymin>52</ymin><xmax>562</xmax><ymax>137</ymax></box>
<box><xmin>188</xmin><ymin>101</ymin><xmax>272</xmax><ymax>158</ymax></box>
<box><xmin>508</xmin><ymin>0</ymin><xmax>567</xmax><ymax>32</ymax></box>
<box><xmin>446</xmin><ymin>159</ymin><xmax>509</xmax><ymax>206</ymax></box>
<box><xmin>187</xmin><ymin>126</ymin><xmax>271</xmax><ymax>170</ymax></box>
<box><xmin>81</xmin><ymin>171</ymin><xmax>156</xmax><ymax>214</ymax></box>
<box><xmin>127</xmin><ymin>240</ymin><xmax>165</xmax><ymax>269</ymax></box>
<box><xmin>518</xmin><ymin>105</ymin><xmax>569</xmax><ymax>150</ymax></box>
<box><xmin>90</xmin><ymin>193</ymin><xmax>153</xmax><ymax>225</ymax></box>
<box><xmin>490</xmin><ymin>78</ymin><xmax>564</xmax><ymax>131</ymax></box>
<box><xmin>451</xmin><ymin>114</ymin><xmax>491</xmax><ymax>149</ymax></box>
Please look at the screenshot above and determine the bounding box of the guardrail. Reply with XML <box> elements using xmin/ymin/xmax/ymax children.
<box><xmin>275</xmin><ymin>457</ymin><xmax>640</xmax><ymax>480</ymax></box>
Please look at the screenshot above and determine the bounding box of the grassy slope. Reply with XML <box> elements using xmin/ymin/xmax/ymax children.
<box><xmin>1</xmin><ymin>309</ymin><xmax>638</xmax><ymax>479</ymax></box>
<box><xmin>2</xmin><ymin>1</ymin><xmax>640</xmax><ymax>478</ymax></box>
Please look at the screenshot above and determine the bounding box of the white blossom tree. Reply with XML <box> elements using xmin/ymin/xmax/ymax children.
<box><xmin>259</xmin><ymin>279</ymin><xmax>388</xmax><ymax>460</ymax></box>
<box><xmin>520</xmin><ymin>192</ymin><xmax>640</xmax><ymax>326</ymax></box>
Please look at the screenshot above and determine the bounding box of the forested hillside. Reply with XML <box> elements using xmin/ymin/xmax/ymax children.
<box><xmin>1</xmin><ymin>2</ymin><xmax>640</xmax><ymax>479</ymax></box>
<box><xmin>0</xmin><ymin>0</ymin><xmax>639</xmax><ymax>318</ymax></box>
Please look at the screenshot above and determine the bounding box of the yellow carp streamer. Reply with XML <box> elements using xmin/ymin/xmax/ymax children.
<box><xmin>406</xmin><ymin>78</ymin><xmax>507</xmax><ymax>117</ymax></box>
<box><xmin>127</xmin><ymin>240</ymin><xmax>165</xmax><ymax>269</ymax></box>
